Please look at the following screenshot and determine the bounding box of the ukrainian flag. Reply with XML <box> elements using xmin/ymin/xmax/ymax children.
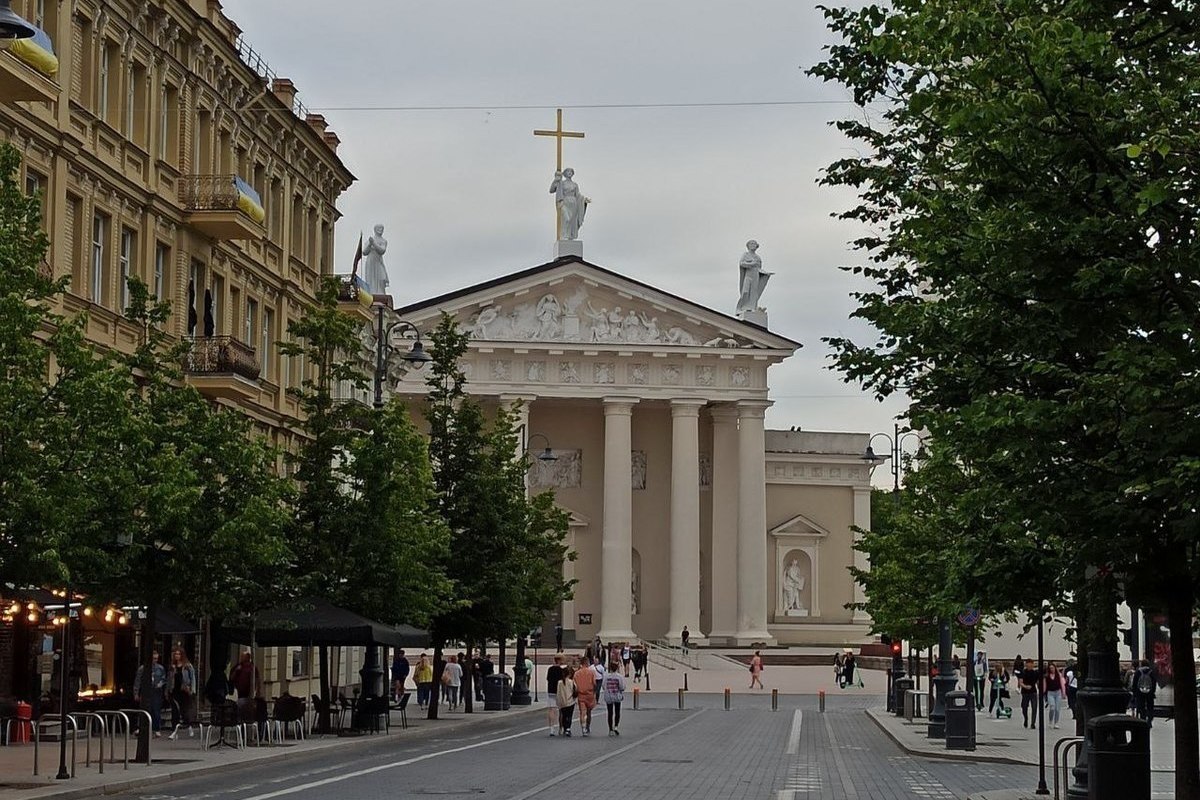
<box><xmin>353</xmin><ymin>274</ymin><xmax>374</xmax><ymax>308</ymax></box>
<box><xmin>10</xmin><ymin>25</ymin><xmax>58</xmax><ymax>78</ymax></box>
<box><xmin>233</xmin><ymin>177</ymin><xmax>265</xmax><ymax>224</ymax></box>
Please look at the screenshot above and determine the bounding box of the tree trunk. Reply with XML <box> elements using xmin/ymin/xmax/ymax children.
<box><xmin>462</xmin><ymin>644</ymin><xmax>473</xmax><ymax>714</ymax></box>
<box><xmin>135</xmin><ymin>599</ymin><xmax>159</xmax><ymax>764</ymax></box>
<box><xmin>1167</xmin><ymin>569</ymin><xmax>1199</xmax><ymax>799</ymax></box>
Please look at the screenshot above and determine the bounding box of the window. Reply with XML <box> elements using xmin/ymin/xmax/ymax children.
<box><xmin>261</xmin><ymin>308</ymin><xmax>274</xmax><ymax>377</ymax></box>
<box><xmin>196</xmin><ymin>110</ymin><xmax>212</xmax><ymax>173</ymax></box>
<box><xmin>72</xmin><ymin>14</ymin><xmax>92</xmax><ymax>108</ymax></box>
<box><xmin>291</xmin><ymin>647</ymin><xmax>311</xmax><ymax>678</ymax></box>
<box><xmin>25</xmin><ymin>169</ymin><xmax>46</xmax><ymax>230</ymax></box>
<box><xmin>127</xmin><ymin>63</ymin><xmax>148</xmax><ymax>146</ymax></box>
<box><xmin>153</xmin><ymin>243</ymin><xmax>168</xmax><ymax>301</ymax></box>
<box><xmin>118</xmin><ymin>228</ymin><xmax>134</xmax><ymax>312</ymax></box>
<box><xmin>210</xmin><ymin>274</ymin><xmax>224</xmax><ymax>335</ymax></box>
<box><xmin>158</xmin><ymin>85</ymin><xmax>178</xmax><ymax>162</ymax></box>
<box><xmin>244</xmin><ymin>298</ymin><xmax>257</xmax><ymax>346</ymax></box>
<box><xmin>90</xmin><ymin>212</ymin><xmax>108</xmax><ymax>305</ymax></box>
<box><xmin>33</xmin><ymin>0</ymin><xmax>45</xmax><ymax>28</ymax></box>
<box><xmin>97</xmin><ymin>43</ymin><xmax>110</xmax><ymax>122</ymax></box>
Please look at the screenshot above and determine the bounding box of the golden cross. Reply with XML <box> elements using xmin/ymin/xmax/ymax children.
<box><xmin>534</xmin><ymin>108</ymin><xmax>585</xmax><ymax>240</ymax></box>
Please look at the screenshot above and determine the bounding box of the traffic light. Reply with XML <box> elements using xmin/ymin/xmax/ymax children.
<box><xmin>890</xmin><ymin>640</ymin><xmax>902</xmax><ymax>657</ymax></box>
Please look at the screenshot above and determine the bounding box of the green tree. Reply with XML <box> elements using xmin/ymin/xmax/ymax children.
<box><xmin>812</xmin><ymin>2</ymin><xmax>1200</xmax><ymax>792</ymax></box>
<box><xmin>423</xmin><ymin>314</ymin><xmax>572</xmax><ymax>718</ymax></box>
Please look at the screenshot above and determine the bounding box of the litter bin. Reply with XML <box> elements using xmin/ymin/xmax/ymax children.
<box><xmin>893</xmin><ymin>677</ymin><xmax>914</xmax><ymax>718</ymax></box>
<box><xmin>944</xmin><ymin>690</ymin><xmax>975</xmax><ymax>751</ymax></box>
<box><xmin>1087</xmin><ymin>713</ymin><xmax>1150</xmax><ymax>800</ymax></box>
<box><xmin>483</xmin><ymin>673</ymin><xmax>512</xmax><ymax>711</ymax></box>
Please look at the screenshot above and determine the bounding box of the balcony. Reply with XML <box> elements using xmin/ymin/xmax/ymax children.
<box><xmin>179</xmin><ymin>175</ymin><xmax>266</xmax><ymax>240</ymax></box>
<box><xmin>183</xmin><ymin>336</ymin><xmax>261</xmax><ymax>402</ymax></box>
<box><xmin>336</xmin><ymin>274</ymin><xmax>388</xmax><ymax>322</ymax></box>
<box><xmin>0</xmin><ymin>24</ymin><xmax>59</xmax><ymax>103</ymax></box>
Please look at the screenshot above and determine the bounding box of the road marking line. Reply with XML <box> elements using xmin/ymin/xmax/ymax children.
<box><xmin>822</xmin><ymin>712</ymin><xmax>859</xmax><ymax>797</ymax></box>
<box><xmin>786</xmin><ymin>709</ymin><xmax>803</xmax><ymax>755</ymax></box>
<box><xmin>502</xmin><ymin>710</ymin><xmax>706</xmax><ymax>800</ymax></box>
<box><xmin>238</xmin><ymin>727</ymin><xmax>542</xmax><ymax>800</ymax></box>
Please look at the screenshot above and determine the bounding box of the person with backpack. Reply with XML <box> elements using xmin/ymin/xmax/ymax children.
<box><xmin>1134</xmin><ymin>660</ymin><xmax>1157</xmax><ymax>726</ymax></box>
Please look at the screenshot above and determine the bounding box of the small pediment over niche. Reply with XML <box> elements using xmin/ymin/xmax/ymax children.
<box><xmin>396</xmin><ymin>258</ymin><xmax>798</xmax><ymax>352</ymax></box>
<box><xmin>769</xmin><ymin>513</ymin><xmax>830</xmax><ymax>539</ymax></box>
<box><xmin>561</xmin><ymin>507</ymin><xmax>590</xmax><ymax>528</ymax></box>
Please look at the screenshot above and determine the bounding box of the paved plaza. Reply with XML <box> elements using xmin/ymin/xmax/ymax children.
<box><xmin>0</xmin><ymin>658</ymin><xmax>1176</xmax><ymax>799</ymax></box>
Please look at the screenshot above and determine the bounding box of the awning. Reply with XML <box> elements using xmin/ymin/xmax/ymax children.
<box><xmin>224</xmin><ymin>598</ymin><xmax>429</xmax><ymax>648</ymax></box>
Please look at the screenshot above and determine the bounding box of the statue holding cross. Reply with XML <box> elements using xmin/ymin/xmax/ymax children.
<box><xmin>535</xmin><ymin>109</ymin><xmax>590</xmax><ymax>241</ymax></box>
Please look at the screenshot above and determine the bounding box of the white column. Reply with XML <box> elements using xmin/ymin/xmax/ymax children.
<box><xmin>852</xmin><ymin>486</ymin><xmax>872</xmax><ymax>624</ymax></box>
<box><xmin>598</xmin><ymin>397</ymin><xmax>638</xmax><ymax>642</ymax></box>
<box><xmin>666</xmin><ymin>399</ymin><xmax>705</xmax><ymax>644</ymax></box>
<box><xmin>735</xmin><ymin>400</ymin><xmax>774</xmax><ymax>645</ymax></box>
<box><xmin>708</xmin><ymin>405</ymin><xmax>740</xmax><ymax>643</ymax></box>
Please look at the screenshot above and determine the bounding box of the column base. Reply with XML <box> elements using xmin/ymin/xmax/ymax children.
<box><xmin>705</xmin><ymin>629</ymin><xmax>737</xmax><ymax>646</ymax></box>
<box><xmin>733</xmin><ymin>631</ymin><xmax>775</xmax><ymax>647</ymax></box>
<box><xmin>664</xmin><ymin>631</ymin><xmax>707</xmax><ymax>647</ymax></box>
<box><xmin>596</xmin><ymin>628</ymin><xmax>637</xmax><ymax>643</ymax></box>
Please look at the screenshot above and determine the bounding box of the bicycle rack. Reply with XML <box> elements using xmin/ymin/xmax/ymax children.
<box><xmin>90</xmin><ymin>710</ymin><xmax>131</xmax><ymax>769</ymax></box>
<box><xmin>1053</xmin><ymin>735</ymin><xmax>1084</xmax><ymax>800</ymax></box>
<box><xmin>33</xmin><ymin>714</ymin><xmax>78</xmax><ymax>777</ymax></box>
<box><xmin>68</xmin><ymin>712</ymin><xmax>106</xmax><ymax>773</ymax></box>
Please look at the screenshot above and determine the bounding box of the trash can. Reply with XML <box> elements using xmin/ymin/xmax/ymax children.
<box><xmin>893</xmin><ymin>677</ymin><xmax>914</xmax><ymax>718</ymax></box>
<box><xmin>1087</xmin><ymin>713</ymin><xmax>1150</xmax><ymax>800</ymax></box>
<box><xmin>944</xmin><ymin>690</ymin><xmax>975</xmax><ymax>751</ymax></box>
<box><xmin>483</xmin><ymin>673</ymin><xmax>512</xmax><ymax>711</ymax></box>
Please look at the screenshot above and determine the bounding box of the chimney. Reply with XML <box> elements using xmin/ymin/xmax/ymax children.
<box><xmin>323</xmin><ymin>130</ymin><xmax>341</xmax><ymax>153</ymax></box>
<box><xmin>305</xmin><ymin>113</ymin><xmax>327</xmax><ymax>137</ymax></box>
<box><xmin>270</xmin><ymin>78</ymin><xmax>297</xmax><ymax>109</ymax></box>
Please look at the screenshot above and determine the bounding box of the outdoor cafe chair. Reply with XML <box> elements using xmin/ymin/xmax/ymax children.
<box><xmin>200</xmin><ymin>700</ymin><xmax>244</xmax><ymax>750</ymax></box>
<box><xmin>361</xmin><ymin>694</ymin><xmax>389</xmax><ymax>734</ymax></box>
<box><xmin>393</xmin><ymin>692</ymin><xmax>411</xmax><ymax>730</ymax></box>
<box><xmin>271</xmin><ymin>695</ymin><xmax>306</xmax><ymax>741</ymax></box>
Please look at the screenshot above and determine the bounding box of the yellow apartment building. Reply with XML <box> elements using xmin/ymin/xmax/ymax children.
<box><xmin>0</xmin><ymin>0</ymin><xmax>360</xmax><ymax>702</ymax></box>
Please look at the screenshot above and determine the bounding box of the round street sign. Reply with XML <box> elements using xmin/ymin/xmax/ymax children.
<box><xmin>957</xmin><ymin>607</ymin><xmax>982</xmax><ymax>627</ymax></box>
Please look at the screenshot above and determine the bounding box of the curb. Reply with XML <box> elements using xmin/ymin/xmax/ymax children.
<box><xmin>11</xmin><ymin>705</ymin><xmax>545</xmax><ymax>800</ymax></box>
<box><xmin>864</xmin><ymin>708</ymin><xmax>1033</xmax><ymax>767</ymax></box>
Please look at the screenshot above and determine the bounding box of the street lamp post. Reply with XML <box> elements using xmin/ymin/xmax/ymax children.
<box><xmin>510</xmin><ymin>430</ymin><xmax>556</xmax><ymax>707</ymax></box>
<box><xmin>358</xmin><ymin>303</ymin><xmax>430</xmax><ymax>720</ymax></box>
<box><xmin>55</xmin><ymin>586</ymin><xmax>73</xmax><ymax>780</ymax></box>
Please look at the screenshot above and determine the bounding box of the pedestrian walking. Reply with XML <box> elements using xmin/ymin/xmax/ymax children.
<box><xmin>415</xmin><ymin>653</ymin><xmax>433</xmax><ymax>709</ymax></box>
<box><xmin>1043</xmin><ymin>662</ymin><xmax>1067</xmax><ymax>729</ymax></box>
<box><xmin>833</xmin><ymin>652</ymin><xmax>845</xmax><ymax>688</ymax></box>
<box><xmin>1019</xmin><ymin>660</ymin><xmax>1040</xmax><ymax>729</ymax></box>
<box><xmin>443</xmin><ymin>655</ymin><xmax>463</xmax><ymax>710</ymax></box>
<box><xmin>134</xmin><ymin>650</ymin><xmax>167</xmax><ymax>737</ymax></box>
<box><xmin>1064</xmin><ymin>661</ymin><xmax>1078</xmax><ymax>716</ymax></box>
<box><xmin>749</xmin><ymin>650</ymin><xmax>764</xmax><ymax>689</ymax></box>
<box><xmin>472</xmin><ymin>653</ymin><xmax>485</xmax><ymax>701</ymax></box>
<box><xmin>991</xmin><ymin>669</ymin><xmax>1013</xmax><ymax>719</ymax></box>
<box><xmin>621</xmin><ymin>644</ymin><xmax>632</xmax><ymax>677</ymax></box>
<box><xmin>681</xmin><ymin>626</ymin><xmax>690</xmax><ymax>654</ymax></box>
<box><xmin>602</xmin><ymin>660</ymin><xmax>626</xmax><ymax>736</ymax></box>
<box><xmin>228</xmin><ymin>651</ymin><xmax>261</xmax><ymax>716</ymax></box>
<box><xmin>391</xmin><ymin>650</ymin><xmax>410</xmax><ymax>701</ymax></box>
<box><xmin>574</xmin><ymin>656</ymin><xmax>597</xmax><ymax>735</ymax></box>
<box><xmin>1133</xmin><ymin>660</ymin><xmax>1157</xmax><ymax>727</ymax></box>
<box><xmin>973</xmin><ymin>652</ymin><xmax>987</xmax><ymax>710</ymax></box>
<box><xmin>843</xmin><ymin>653</ymin><xmax>859</xmax><ymax>688</ymax></box>
<box><xmin>166</xmin><ymin>648</ymin><xmax>197</xmax><ymax>739</ymax></box>
<box><xmin>556</xmin><ymin>665</ymin><xmax>577</xmax><ymax>736</ymax></box>
<box><xmin>554</xmin><ymin>622</ymin><xmax>564</xmax><ymax>653</ymax></box>
<box><xmin>545</xmin><ymin>654</ymin><xmax>565</xmax><ymax>736</ymax></box>
<box><xmin>592</xmin><ymin>657</ymin><xmax>605</xmax><ymax>699</ymax></box>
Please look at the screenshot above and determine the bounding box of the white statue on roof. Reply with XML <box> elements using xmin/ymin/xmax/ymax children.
<box><xmin>736</xmin><ymin>240</ymin><xmax>772</xmax><ymax>323</ymax></box>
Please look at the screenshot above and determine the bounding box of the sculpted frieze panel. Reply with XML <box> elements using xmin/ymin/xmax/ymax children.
<box><xmin>530</xmin><ymin>449</ymin><xmax>582</xmax><ymax>489</ymax></box>
<box><xmin>462</xmin><ymin>283</ymin><xmax>754</xmax><ymax>348</ymax></box>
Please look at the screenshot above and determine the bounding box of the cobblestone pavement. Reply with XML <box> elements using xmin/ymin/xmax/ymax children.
<box><xmin>101</xmin><ymin>693</ymin><xmax>1049</xmax><ymax>800</ymax></box>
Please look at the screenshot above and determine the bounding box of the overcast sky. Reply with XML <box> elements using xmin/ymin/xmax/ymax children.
<box><xmin>223</xmin><ymin>0</ymin><xmax>910</xmax><ymax>478</ymax></box>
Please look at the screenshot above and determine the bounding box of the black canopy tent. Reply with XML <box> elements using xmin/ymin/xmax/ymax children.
<box><xmin>224</xmin><ymin>598</ymin><xmax>429</xmax><ymax>649</ymax></box>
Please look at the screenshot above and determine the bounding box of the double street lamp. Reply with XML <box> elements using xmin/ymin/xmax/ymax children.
<box><xmin>371</xmin><ymin>302</ymin><xmax>430</xmax><ymax>409</ymax></box>
<box><xmin>511</xmin><ymin>430</ymin><xmax>556</xmax><ymax>707</ymax></box>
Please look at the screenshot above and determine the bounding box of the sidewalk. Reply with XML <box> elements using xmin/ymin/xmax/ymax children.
<box><xmin>0</xmin><ymin>704</ymin><xmax>542</xmax><ymax>800</ymax></box>
<box><xmin>867</xmin><ymin>704</ymin><xmax>1176</xmax><ymax>771</ymax></box>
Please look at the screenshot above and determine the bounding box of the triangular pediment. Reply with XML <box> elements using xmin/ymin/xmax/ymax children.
<box><xmin>396</xmin><ymin>257</ymin><xmax>799</xmax><ymax>353</ymax></box>
<box><xmin>769</xmin><ymin>513</ymin><xmax>830</xmax><ymax>538</ymax></box>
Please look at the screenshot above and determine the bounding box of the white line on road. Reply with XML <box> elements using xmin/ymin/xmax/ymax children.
<box><xmin>237</xmin><ymin>727</ymin><xmax>542</xmax><ymax>800</ymax></box>
<box><xmin>502</xmin><ymin>710</ymin><xmax>706</xmax><ymax>800</ymax></box>
<box><xmin>786</xmin><ymin>709</ymin><xmax>803</xmax><ymax>755</ymax></box>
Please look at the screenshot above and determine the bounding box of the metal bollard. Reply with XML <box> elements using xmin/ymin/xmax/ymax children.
<box><xmin>632</xmin><ymin>687</ymin><xmax>639</xmax><ymax>709</ymax></box>
<box><xmin>678</xmin><ymin>688</ymin><xmax>685</xmax><ymax>709</ymax></box>
<box><xmin>724</xmin><ymin>687</ymin><xmax>731</xmax><ymax>710</ymax></box>
<box><xmin>683</xmin><ymin>672</ymin><xmax>689</xmax><ymax>691</ymax></box>
<box><xmin>771</xmin><ymin>688</ymin><xmax>778</xmax><ymax>711</ymax></box>
<box><xmin>819</xmin><ymin>690</ymin><xmax>825</xmax><ymax>713</ymax></box>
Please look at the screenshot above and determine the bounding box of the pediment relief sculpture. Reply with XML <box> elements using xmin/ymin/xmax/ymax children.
<box><xmin>461</xmin><ymin>283</ymin><xmax>755</xmax><ymax>348</ymax></box>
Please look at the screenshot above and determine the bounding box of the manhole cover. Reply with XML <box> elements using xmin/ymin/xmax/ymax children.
<box><xmin>640</xmin><ymin>758</ymin><xmax>694</xmax><ymax>763</ymax></box>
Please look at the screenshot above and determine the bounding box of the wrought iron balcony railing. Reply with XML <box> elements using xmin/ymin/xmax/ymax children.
<box><xmin>179</xmin><ymin>175</ymin><xmax>265</xmax><ymax>223</ymax></box>
<box><xmin>183</xmin><ymin>336</ymin><xmax>260</xmax><ymax>381</ymax></box>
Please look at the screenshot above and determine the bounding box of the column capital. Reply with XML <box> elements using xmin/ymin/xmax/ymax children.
<box><xmin>736</xmin><ymin>399</ymin><xmax>773</xmax><ymax>419</ymax></box>
<box><xmin>670</xmin><ymin>398</ymin><xmax>706</xmax><ymax>417</ymax></box>
<box><xmin>708</xmin><ymin>403</ymin><xmax>740</xmax><ymax>422</ymax></box>
<box><xmin>602</xmin><ymin>396</ymin><xmax>640</xmax><ymax>416</ymax></box>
